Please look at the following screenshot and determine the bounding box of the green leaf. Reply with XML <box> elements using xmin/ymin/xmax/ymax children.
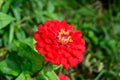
<box><xmin>114</xmin><ymin>24</ymin><xmax>120</xmax><ymax>35</ymax></box>
<box><xmin>33</xmin><ymin>72</ymin><xmax>49</xmax><ymax>80</ymax></box>
<box><xmin>88</xmin><ymin>30</ymin><xmax>98</xmax><ymax>45</ymax></box>
<box><xmin>11</xmin><ymin>7</ymin><xmax>21</xmax><ymax>21</ymax></box>
<box><xmin>0</xmin><ymin>12</ymin><xmax>15</xmax><ymax>29</ymax></box>
<box><xmin>16</xmin><ymin>41</ymin><xmax>44</xmax><ymax>72</ymax></box>
<box><xmin>1</xmin><ymin>0</ymin><xmax>12</xmax><ymax>13</ymax></box>
<box><xmin>53</xmin><ymin>65</ymin><xmax>61</xmax><ymax>70</ymax></box>
<box><xmin>16</xmin><ymin>72</ymin><xmax>30</xmax><ymax>80</ymax></box>
<box><xmin>5</xmin><ymin>52</ymin><xmax>21</xmax><ymax>74</ymax></box>
<box><xmin>0</xmin><ymin>60</ymin><xmax>19</xmax><ymax>76</ymax></box>
<box><xmin>2</xmin><ymin>31</ymin><xmax>9</xmax><ymax>46</ymax></box>
<box><xmin>0</xmin><ymin>0</ymin><xmax>4</xmax><ymax>9</ymax></box>
<box><xmin>16</xmin><ymin>73</ymin><xmax>26</xmax><ymax>80</ymax></box>
<box><xmin>33</xmin><ymin>63</ymin><xmax>58</xmax><ymax>80</ymax></box>
<box><xmin>47</xmin><ymin>1</ymin><xmax>54</xmax><ymax>12</ymax></box>
<box><xmin>45</xmin><ymin>70</ymin><xmax>58</xmax><ymax>80</ymax></box>
<box><xmin>9</xmin><ymin>23</ymin><xmax>14</xmax><ymax>44</ymax></box>
<box><xmin>42</xmin><ymin>63</ymin><xmax>58</xmax><ymax>80</ymax></box>
<box><xmin>15</xmin><ymin>28</ymin><xmax>26</xmax><ymax>40</ymax></box>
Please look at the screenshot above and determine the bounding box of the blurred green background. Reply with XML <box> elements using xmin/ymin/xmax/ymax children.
<box><xmin>0</xmin><ymin>0</ymin><xmax>120</xmax><ymax>80</ymax></box>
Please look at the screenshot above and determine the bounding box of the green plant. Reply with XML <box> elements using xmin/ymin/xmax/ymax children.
<box><xmin>0</xmin><ymin>0</ymin><xmax>120</xmax><ymax>80</ymax></box>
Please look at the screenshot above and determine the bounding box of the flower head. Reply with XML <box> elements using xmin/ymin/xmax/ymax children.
<box><xmin>34</xmin><ymin>20</ymin><xmax>85</xmax><ymax>69</ymax></box>
<box><xmin>58</xmin><ymin>74</ymin><xmax>70</xmax><ymax>80</ymax></box>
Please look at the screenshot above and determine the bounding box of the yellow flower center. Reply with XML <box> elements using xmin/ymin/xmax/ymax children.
<box><xmin>57</xmin><ymin>29</ymin><xmax>73</xmax><ymax>44</ymax></box>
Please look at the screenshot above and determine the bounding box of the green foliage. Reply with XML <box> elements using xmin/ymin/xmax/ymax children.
<box><xmin>0</xmin><ymin>12</ymin><xmax>15</xmax><ymax>29</ymax></box>
<box><xmin>0</xmin><ymin>0</ymin><xmax>120</xmax><ymax>80</ymax></box>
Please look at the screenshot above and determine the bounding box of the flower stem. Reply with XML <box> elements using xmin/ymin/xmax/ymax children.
<box><xmin>59</xmin><ymin>66</ymin><xmax>63</xmax><ymax>74</ymax></box>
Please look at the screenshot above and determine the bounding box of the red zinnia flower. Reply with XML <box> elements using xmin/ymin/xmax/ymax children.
<box><xmin>58</xmin><ymin>74</ymin><xmax>70</xmax><ymax>80</ymax></box>
<box><xmin>34</xmin><ymin>20</ymin><xmax>85</xmax><ymax>69</ymax></box>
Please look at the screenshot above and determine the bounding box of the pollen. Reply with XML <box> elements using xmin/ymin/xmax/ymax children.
<box><xmin>58</xmin><ymin>29</ymin><xmax>73</xmax><ymax>44</ymax></box>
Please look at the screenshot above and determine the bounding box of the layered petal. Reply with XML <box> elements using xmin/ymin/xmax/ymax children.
<box><xmin>34</xmin><ymin>20</ymin><xmax>86</xmax><ymax>69</ymax></box>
